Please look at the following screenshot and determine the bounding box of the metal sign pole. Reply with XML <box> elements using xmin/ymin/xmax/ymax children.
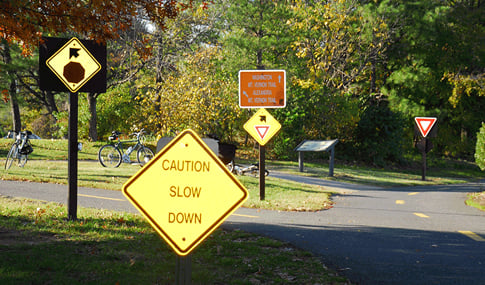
<box><xmin>329</xmin><ymin>146</ymin><xmax>335</xmax><ymax>177</ymax></box>
<box><xmin>176</xmin><ymin>254</ymin><xmax>192</xmax><ymax>284</ymax></box>
<box><xmin>421</xmin><ymin>138</ymin><xmax>427</xmax><ymax>181</ymax></box>
<box><xmin>67</xmin><ymin>91</ymin><xmax>78</xmax><ymax>220</ymax></box>
<box><xmin>259</xmin><ymin>144</ymin><xmax>266</xmax><ymax>201</ymax></box>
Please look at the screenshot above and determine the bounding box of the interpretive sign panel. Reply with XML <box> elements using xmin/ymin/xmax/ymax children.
<box><xmin>294</xmin><ymin>139</ymin><xmax>339</xmax><ymax>176</ymax></box>
<box><xmin>122</xmin><ymin>130</ymin><xmax>248</xmax><ymax>256</ymax></box>
<box><xmin>294</xmin><ymin>140</ymin><xmax>339</xmax><ymax>152</ymax></box>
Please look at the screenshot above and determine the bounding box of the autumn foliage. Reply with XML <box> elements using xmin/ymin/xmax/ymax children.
<box><xmin>0</xmin><ymin>0</ymin><xmax>185</xmax><ymax>53</ymax></box>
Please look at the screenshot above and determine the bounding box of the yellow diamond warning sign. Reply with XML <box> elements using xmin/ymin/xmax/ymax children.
<box><xmin>122</xmin><ymin>130</ymin><xmax>248</xmax><ymax>256</ymax></box>
<box><xmin>46</xmin><ymin>37</ymin><xmax>101</xmax><ymax>93</ymax></box>
<box><xmin>243</xmin><ymin>108</ymin><xmax>281</xmax><ymax>146</ymax></box>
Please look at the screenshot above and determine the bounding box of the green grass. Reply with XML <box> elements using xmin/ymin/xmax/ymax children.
<box><xmin>266</xmin><ymin>158</ymin><xmax>482</xmax><ymax>187</ymax></box>
<box><xmin>0</xmin><ymin>159</ymin><xmax>334</xmax><ymax>212</ymax></box>
<box><xmin>2</xmin><ymin>138</ymin><xmax>484</xmax><ymax>212</ymax></box>
<box><xmin>0</xmin><ymin>196</ymin><xmax>350</xmax><ymax>284</ymax></box>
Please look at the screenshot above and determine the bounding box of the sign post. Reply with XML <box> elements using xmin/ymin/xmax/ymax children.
<box><xmin>243</xmin><ymin>108</ymin><xmax>281</xmax><ymax>200</ymax></box>
<box><xmin>39</xmin><ymin>37</ymin><xmax>106</xmax><ymax>220</ymax></box>
<box><xmin>414</xmin><ymin>117</ymin><xmax>438</xmax><ymax>181</ymax></box>
<box><xmin>67</xmin><ymin>91</ymin><xmax>78</xmax><ymax>220</ymax></box>
<box><xmin>239</xmin><ymin>69</ymin><xmax>285</xmax><ymax>201</ymax></box>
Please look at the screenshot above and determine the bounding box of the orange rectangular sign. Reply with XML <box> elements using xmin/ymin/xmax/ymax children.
<box><xmin>239</xmin><ymin>70</ymin><xmax>286</xmax><ymax>108</ymax></box>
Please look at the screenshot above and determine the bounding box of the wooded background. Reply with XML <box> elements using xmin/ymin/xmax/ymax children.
<box><xmin>1</xmin><ymin>0</ymin><xmax>484</xmax><ymax>166</ymax></box>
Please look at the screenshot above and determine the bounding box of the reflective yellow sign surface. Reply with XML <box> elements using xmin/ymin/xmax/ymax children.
<box><xmin>243</xmin><ymin>108</ymin><xmax>281</xmax><ymax>146</ymax></box>
<box><xmin>46</xmin><ymin>37</ymin><xmax>101</xmax><ymax>93</ymax></box>
<box><xmin>122</xmin><ymin>129</ymin><xmax>248</xmax><ymax>256</ymax></box>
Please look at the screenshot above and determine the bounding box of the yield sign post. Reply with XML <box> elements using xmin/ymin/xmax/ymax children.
<box><xmin>414</xmin><ymin>117</ymin><xmax>438</xmax><ymax>181</ymax></box>
<box><xmin>415</xmin><ymin>117</ymin><xmax>437</xmax><ymax>138</ymax></box>
<box><xmin>243</xmin><ymin>108</ymin><xmax>281</xmax><ymax>146</ymax></box>
<box><xmin>243</xmin><ymin>109</ymin><xmax>281</xmax><ymax>200</ymax></box>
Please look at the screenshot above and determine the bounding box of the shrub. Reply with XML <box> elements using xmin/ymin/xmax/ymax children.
<box><xmin>475</xmin><ymin>122</ymin><xmax>485</xmax><ymax>171</ymax></box>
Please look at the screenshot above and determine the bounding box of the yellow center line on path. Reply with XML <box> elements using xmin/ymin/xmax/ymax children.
<box><xmin>458</xmin><ymin>231</ymin><xmax>485</xmax><ymax>242</ymax></box>
<box><xmin>395</xmin><ymin>200</ymin><xmax>405</xmax><ymax>205</ymax></box>
<box><xmin>79</xmin><ymin>194</ymin><xmax>125</xmax><ymax>202</ymax></box>
<box><xmin>232</xmin><ymin>213</ymin><xmax>259</xmax><ymax>218</ymax></box>
<box><xmin>413</xmin><ymin>213</ymin><xmax>429</xmax><ymax>218</ymax></box>
<box><xmin>408</xmin><ymin>192</ymin><xmax>419</xmax><ymax>196</ymax></box>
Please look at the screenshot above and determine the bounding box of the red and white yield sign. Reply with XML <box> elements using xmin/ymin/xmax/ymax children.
<box><xmin>415</xmin><ymin>117</ymin><xmax>437</xmax><ymax>138</ymax></box>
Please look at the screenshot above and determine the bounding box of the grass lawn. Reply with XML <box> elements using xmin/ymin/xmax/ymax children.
<box><xmin>1</xmin><ymin>138</ymin><xmax>484</xmax><ymax>212</ymax></box>
<box><xmin>0</xmin><ymin>196</ymin><xmax>350</xmax><ymax>284</ymax></box>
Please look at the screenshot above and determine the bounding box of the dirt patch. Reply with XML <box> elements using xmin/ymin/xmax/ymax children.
<box><xmin>0</xmin><ymin>227</ymin><xmax>58</xmax><ymax>246</ymax></box>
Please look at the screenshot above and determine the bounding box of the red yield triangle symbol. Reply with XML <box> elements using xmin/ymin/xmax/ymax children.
<box><xmin>255</xmin><ymin>125</ymin><xmax>270</xmax><ymax>140</ymax></box>
<box><xmin>415</xmin><ymin>117</ymin><xmax>437</xmax><ymax>138</ymax></box>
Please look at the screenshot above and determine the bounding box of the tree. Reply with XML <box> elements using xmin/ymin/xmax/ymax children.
<box><xmin>0</xmin><ymin>0</ymin><xmax>185</xmax><ymax>137</ymax></box>
<box><xmin>0</xmin><ymin>0</ymin><xmax>183</xmax><ymax>53</ymax></box>
<box><xmin>222</xmin><ymin>0</ymin><xmax>293</xmax><ymax>70</ymax></box>
<box><xmin>382</xmin><ymin>0</ymin><xmax>485</xmax><ymax>157</ymax></box>
<box><xmin>0</xmin><ymin>41</ymin><xmax>22</xmax><ymax>133</ymax></box>
<box><xmin>133</xmin><ymin>2</ymin><xmax>244</xmax><ymax>141</ymax></box>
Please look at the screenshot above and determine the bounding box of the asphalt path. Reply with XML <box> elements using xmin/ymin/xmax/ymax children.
<box><xmin>1</xmin><ymin>174</ymin><xmax>485</xmax><ymax>284</ymax></box>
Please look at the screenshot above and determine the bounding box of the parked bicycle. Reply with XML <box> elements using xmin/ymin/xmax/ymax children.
<box><xmin>98</xmin><ymin>129</ymin><xmax>155</xmax><ymax>168</ymax></box>
<box><xmin>5</xmin><ymin>130</ymin><xmax>34</xmax><ymax>170</ymax></box>
<box><xmin>231</xmin><ymin>162</ymin><xmax>269</xmax><ymax>177</ymax></box>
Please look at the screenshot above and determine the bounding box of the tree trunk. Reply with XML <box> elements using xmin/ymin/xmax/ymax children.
<box><xmin>87</xmin><ymin>93</ymin><xmax>98</xmax><ymax>141</ymax></box>
<box><xmin>3</xmin><ymin>43</ymin><xmax>21</xmax><ymax>133</ymax></box>
<box><xmin>9</xmin><ymin>79</ymin><xmax>21</xmax><ymax>133</ymax></box>
<box><xmin>46</xmin><ymin>90</ymin><xmax>59</xmax><ymax>114</ymax></box>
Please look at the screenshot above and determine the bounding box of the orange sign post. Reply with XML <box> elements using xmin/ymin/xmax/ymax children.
<box><xmin>239</xmin><ymin>70</ymin><xmax>286</xmax><ymax>108</ymax></box>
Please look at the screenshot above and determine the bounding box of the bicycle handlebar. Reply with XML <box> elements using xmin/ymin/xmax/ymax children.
<box><xmin>111</xmin><ymin>129</ymin><xmax>145</xmax><ymax>141</ymax></box>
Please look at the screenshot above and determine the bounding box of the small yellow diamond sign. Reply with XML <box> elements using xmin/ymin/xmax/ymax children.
<box><xmin>122</xmin><ymin>130</ymin><xmax>248</xmax><ymax>256</ymax></box>
<box><xmin>46</xmin><ymin>37</ymin><xmax>101</xmax><ymax>93</ymax></box>
<box><xmin>243</xmin><ymin>108</ymin><xmax>281</xmax><ymax>146</ymax></box>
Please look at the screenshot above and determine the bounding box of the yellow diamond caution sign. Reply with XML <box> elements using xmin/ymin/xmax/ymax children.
<box><xmin>243</xmin><ymin>108</ymin><xmax>281</xmax><ymax>146</ymax></box>
<box><xmin>122</xmin><ymin>129</ymin><xmax>248</xmax><ymax>256</ymax></box>
<box><xmin>46</xmin><ymin>37</ymin><xmax>101</xmax><ymax>93</ymax></box>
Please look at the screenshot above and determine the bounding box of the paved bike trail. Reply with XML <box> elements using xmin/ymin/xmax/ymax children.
<box><xmin>1</xmin><ymin>174</ymin><xmax>485</xmax><ymax>284</ymax></box>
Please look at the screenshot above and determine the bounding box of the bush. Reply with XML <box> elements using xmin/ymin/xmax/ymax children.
<box><xmin>354</xmin><ymin>101</ymin><xmax>405</xmax><ymax>166</ymax></box>
<box><xmin>29</xmin><ymin>114</ymin><xmax>59</xmax><ymax>139</ymax></box>
<box><xmin>475</xmin><ymin>122</ymin><xmax>485</xmax><ymax>171</ymax></box>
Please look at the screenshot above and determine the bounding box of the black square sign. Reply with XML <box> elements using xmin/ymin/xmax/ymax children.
<box><xmin>39</xmin><ymin>37</ymin><xmax>106</xmax><ymax>93</ymax></box>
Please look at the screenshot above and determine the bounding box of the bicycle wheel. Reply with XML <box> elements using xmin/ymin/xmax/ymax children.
<box><xmin>251</xmin><ymin>168</ymin><xmax>269</xmax><ymax>177</ymax></box>
<box><xmin>137</xmin><ymin>146</ymin><xmax>154</xmax><ymax>165</ymax></box>
<box><xmin>226</xmin><ymin>160</ymin><xmax>235</xmax><ymax>173</ymax></box>
<box><xmin>18</xmin><ymin>154</ymin><xmax>28</xmax><ymax>167</ymax></box>
<box><xmin>5</xmin><ymin>143</ymin><xmax>18</xmax><ymax>170</ymax></box>
<box><xmin>98</xmin><ymin>144</ymin><xmax>122</xmax><ymax>167</ymax></box>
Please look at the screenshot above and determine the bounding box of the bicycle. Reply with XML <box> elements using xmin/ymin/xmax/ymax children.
<box><xmin>5</xmin><ymin>130</ymin><xmax>34</xmax><ymax>170</ymax></box>
<box><xmin>98</xmin><ymin>129</ymin><xmax>155</xmax><ymax>168</ymax></box>
<box><xmin>231</xmin><ymin>162</ymin><xmax>269</xmax><ymax>177</ymax></box>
